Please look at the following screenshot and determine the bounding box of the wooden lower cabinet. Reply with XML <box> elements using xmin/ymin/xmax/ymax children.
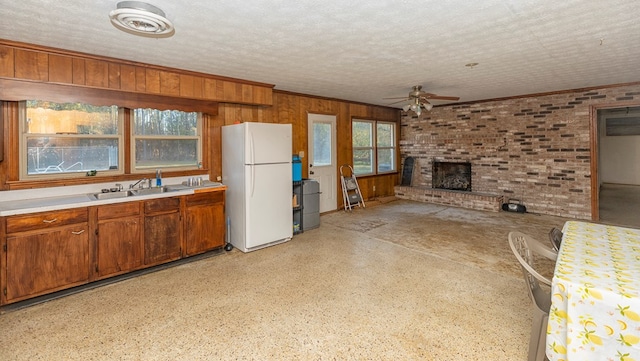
<box><xmin>185</xmin><ymin>191</ymin><xmax>225</xmax><ymax>256</ymax></box>
<box><xmin>95</xmin><ymin>202</ymin><xmax>143</xmax><ymax>279</ymax></box>
<box><xmin>6</xmin><ymin>223</ymin><xmax>89</xmax><ymax>303</ymax></box>
<box><xmin>144</xmin><ymin>197</ymin><xmax>182</xmax><ymax>266</ymax></box>
<box><xmin>1</xmin><ymin>189</ymin><xmax>225</xmax><ymax>305</ymax></box>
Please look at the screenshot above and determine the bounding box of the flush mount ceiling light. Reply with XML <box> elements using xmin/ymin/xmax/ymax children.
<box><xmin>109</xmin><ymin>1</ymin><xmax>174</xmax><ymax>38</ymax></box>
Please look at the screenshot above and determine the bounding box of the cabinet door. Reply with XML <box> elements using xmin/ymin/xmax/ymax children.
<box><xmin>97</xmin><ymin>216</ymin><xmax>142</xmax><ymax>278</ymax></box>
<box><xmin>144</xmin><ymin>212</ymin><xmax>181</xmax><ymax>265</ymax></box>
<box><xmin>185</xmin><ymin>203</ymin><xmax>224</xmax><ymax>256</ymax></box>
<box><xmin>6</xmin><ymin>224</ymin><xmax>89</xmax><ymax>302</ymax></box>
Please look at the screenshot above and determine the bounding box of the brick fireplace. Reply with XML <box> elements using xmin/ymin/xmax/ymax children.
<box><xmin>394</xmin><ymin>83</ymin><xmax>640</xmax><ymax>219</ymax></box>
<box><xmin>396</xmin><ymin>158</ymin><xmax>502</xmax><ymax>212</ymax></box>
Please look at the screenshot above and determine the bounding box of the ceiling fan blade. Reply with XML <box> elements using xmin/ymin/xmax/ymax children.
<box><xmin>425</xmin><ymin>95</ymin><xmax>460</xmax><ymax>101</ymax></box>
<box><xmin>386</xmin><ymin>99</ymin><xmax>411</xmax><ymax>105</ymax></box>
<box><xmin>383</xmin><ymin>96</ymin><xmax>410</xmax><ymax>100</ymax></box>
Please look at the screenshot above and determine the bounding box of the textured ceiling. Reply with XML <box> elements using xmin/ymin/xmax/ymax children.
<box><xmin>1</xmin><ymin>0</ymin><xmax>639</xmax><ymax>108</ymax></box>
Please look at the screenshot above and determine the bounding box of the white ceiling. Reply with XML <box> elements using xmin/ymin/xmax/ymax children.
<box><xmin>1</xmin><ymin>0</ymin><xmax>639</xmax><ymax>108</ymax></box>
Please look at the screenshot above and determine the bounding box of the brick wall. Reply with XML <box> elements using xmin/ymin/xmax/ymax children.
<box><xmin>399</xmin><ymin>83</ymin><xmax>640</xmax><ymax>219</ymax></box>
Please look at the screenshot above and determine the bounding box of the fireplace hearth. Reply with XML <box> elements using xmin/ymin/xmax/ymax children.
<box><xmin>432</xmin><ymin>161</ymin><xmax>471</xmax><ymax>191</ymax></box>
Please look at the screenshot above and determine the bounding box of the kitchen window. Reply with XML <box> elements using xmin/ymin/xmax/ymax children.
<box><xmin>20</xmin><ymin>101</ymin><xmax>203</xmax><ymax>179</ymax></box>
<box><xmin>131</xmin><ymin>109</ymin><xmax>202</xmax><ymax>172</ymax></box>
<box><xmin>20</xmin><ymin>100</ymin><xmax>122</xmax><ymax>178</ymax></box>
<box><xmin>352</xmin><ymin>119</ymin><xmax>397</xmax><ymax>175</ymax></box>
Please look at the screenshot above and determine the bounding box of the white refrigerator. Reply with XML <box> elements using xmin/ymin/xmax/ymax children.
<box><xmin>222</xmin><ymin>122</ymin><xmax>293</xmax><ymax>252</ymax></box>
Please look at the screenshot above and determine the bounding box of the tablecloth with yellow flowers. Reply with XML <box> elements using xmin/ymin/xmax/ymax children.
<box><xmin>546</xmin><ymin>221</ymin><xmax>640</xmax><ymax>361</ymax></box>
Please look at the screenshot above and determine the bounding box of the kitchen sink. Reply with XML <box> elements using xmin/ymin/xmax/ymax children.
<box><xmin>90</xmin><ymin>190</ymin><xmax>135</xmax><ymax>200</ymax></box>
<box><xmin>129</xmin><ymin>186</ymin><xmax>171</xmax><ymax>196</ymax></box>
<box><xmin>90</xmin><ymin>186</ymin><xmax>178</xmax><ymax>201</ymax></box>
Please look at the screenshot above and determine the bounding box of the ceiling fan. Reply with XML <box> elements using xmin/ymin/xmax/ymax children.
<box><xmin>385</xmin><ymin>85</ymin><xmax>460</xmax><ymax>115</ymax></box>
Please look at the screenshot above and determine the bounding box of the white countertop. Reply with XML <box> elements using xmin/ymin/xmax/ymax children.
<box><xmin>0</xmin><ymin>177</ymin><xmax>225</xmax><ymax>216</ymax></box>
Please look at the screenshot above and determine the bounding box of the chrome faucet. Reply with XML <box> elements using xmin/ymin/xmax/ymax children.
<box><xmin>129</xmin><ymin>178</ymin><xmax>150</xmax><ymax>189</ymax></box>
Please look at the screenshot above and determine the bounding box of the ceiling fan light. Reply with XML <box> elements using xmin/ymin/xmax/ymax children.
<box><xmin>415</xmin><ymin>107</ymin><xmax>422</xmax><ymax>116</ymax></box>
<box><xmin>402</xmin><ymin>104</ymin><xmax>411</xmax><ymax>112</ymax></box>
<box><xmin>424</xmin><ymin>103</ymin><xmax>433</xmax><ymax>111</ymax></box>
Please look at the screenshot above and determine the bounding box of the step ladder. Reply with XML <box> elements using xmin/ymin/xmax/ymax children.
<box><xmin>340</xmin><ymin>165</ymin><xmax>365</xmax><ymax>211</ymax></box>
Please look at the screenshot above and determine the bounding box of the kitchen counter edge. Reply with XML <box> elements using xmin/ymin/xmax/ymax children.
<box><xmin>0</xmin><ymin>185</ymin><xmax>227</xmax><ymax>217</ymax></box>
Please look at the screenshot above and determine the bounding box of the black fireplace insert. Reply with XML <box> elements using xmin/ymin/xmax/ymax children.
<box><xmin>432</xmin><ymin>161</ymin><xmax>471</xmax><ymax>191</ymax></box>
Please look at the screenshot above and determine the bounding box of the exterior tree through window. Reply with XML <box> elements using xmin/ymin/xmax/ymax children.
<box><xmin>352</xmin><ymin>119</ymin><xmax>396</xmax><ymax>175</ymax></box>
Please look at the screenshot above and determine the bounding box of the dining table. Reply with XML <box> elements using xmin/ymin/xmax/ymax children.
<box><xmin>546</xmin><ymin>220</ymin><xmax>640</xmax><ymax>361</ymax></box>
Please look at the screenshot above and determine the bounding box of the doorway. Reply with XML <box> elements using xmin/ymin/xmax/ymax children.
<box><xmin>307</xmin><ymin>113</ymin><xmax>337</xmax><ymax>213</ymax></box>
<box><xmin>593</xmin><ymin>105</ymin><xmax>640</xmax><ymax>228</ymax></box>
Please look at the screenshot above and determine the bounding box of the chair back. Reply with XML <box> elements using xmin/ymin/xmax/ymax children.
<box><xmin>548</xmin><ymin>227</ymin><xmax>563</xmax><ymax>252</ymax></box>
<box><xmin>508</xmin><ymin>232</ymin><xmax>552</xmax><ymax>312</ymax></box>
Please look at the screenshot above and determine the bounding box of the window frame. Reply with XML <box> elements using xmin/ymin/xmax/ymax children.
<box><xmin>18</xmin><ymin>100</ymin><xmax>204</xmax><ymax>180</ymax></box>
<box><xmin>352</xmin><ymin>119</ymin><xmax>375</xmax><ymax>176</ymax></box>
<box><xmin>351</xmin><ymin>119</ymin><xmax>397</xmax><ymax>176</ymax></box>
<box><xmin>130</xmin><ymin>109</ymin><xmax>203</xmax><ymax>173</ymax></box>
<box><xmin>19</xmin><ymin>101</ymin><xmax>124</xmax><ymax>180</ymax></box>
<box><xmin>375</xmin><ymin>121</ymin><xmax>397</xmax><ymax>174</ymax></box>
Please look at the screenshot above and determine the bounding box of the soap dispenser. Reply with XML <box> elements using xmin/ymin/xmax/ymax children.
<box><xmin>156</xmin><ymin>169</ymin><xmax>162</xmax><ymax>187</ymax></box>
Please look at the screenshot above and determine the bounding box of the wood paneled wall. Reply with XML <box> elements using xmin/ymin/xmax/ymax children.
<box><xmin>0</xmin><ymin>40</ymin><xmax>273</xmax><ymax>106</ymax></box>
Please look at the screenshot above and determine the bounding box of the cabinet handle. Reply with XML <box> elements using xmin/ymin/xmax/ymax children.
<box><xmin>42</xmin><ymin>218</ymin><xmax>58</xmax><ymax>224</ymax></box>
<box><xmin>71</xmin><ymin>230</ymin><xmax>86</xmax><ymax>235</ymax></box>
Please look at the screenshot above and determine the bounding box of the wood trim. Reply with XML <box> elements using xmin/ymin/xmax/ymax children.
<box><xmin>4</xmin><ymin>102</ymin><xmax>18</xmax><ymax>183</ymax></box>
<box><xmin>0</xmin><ymin>214</ymin><xmax>6</xmax><ymax>305</ymax></box>
<box><xmin>123</xmin><ymin>108</ymin><xmax>132</xmax><ymax>175</ymax></box>
<box><xmin>588</xmin><ymin>100</ymin><xmax>640</xmax><ymax>221</ymax></box>
<box><xmin>0</xmin><ymin>78</ymin><xmax>219</xmax><ymax>114</ymax></box>
<box><xmin>0</xmin><ymin>102</ymin><xmax>3</xmax><ymax>163</ymax></box>
<box><xmin>590</xmin><ymin>105</ymin><xmax>599</xmax><ymax>221</ymax></box>
<box><xmin>87</xmin><ymin>206</ymin><xmax>98</xmax><ymax>281</ymax></box>
<box><xmin>450</xmin><ymin>81</ymin><xmax>640</xmax><ymax>108</ymax></box>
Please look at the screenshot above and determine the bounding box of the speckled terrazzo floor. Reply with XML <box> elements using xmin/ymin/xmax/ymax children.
<box><xmin>0</xmin><ymin>199</ymin><xmax>571</xmax><ymax>361</ymax></box>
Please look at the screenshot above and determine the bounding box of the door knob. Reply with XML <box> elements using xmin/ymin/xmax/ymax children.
<box><xmin>310</xmin><ymin>171</ymin><xmax>315</xmax><ymax>175</ymax></box>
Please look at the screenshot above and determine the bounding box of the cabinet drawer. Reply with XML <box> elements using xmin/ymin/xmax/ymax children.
<box><xmin>144</xmin><ymin>197</ymin><xmax>181</xmax><ymax>214</ymax></box>
<box><xmin>98</xmin><ymin>201</ymin><xmax>141</xmax><ymax>220</ymax></box>
<box><xmin>6</xmin><ymin>208</ymin><xmax>88</xmax><ymax>234</ymax></box>
<box><xmin>185</xmin><ymin>191</ymin><xmax>224</xmax><ymax>207</ymax></box>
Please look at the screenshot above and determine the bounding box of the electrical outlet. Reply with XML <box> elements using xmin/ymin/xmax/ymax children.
<box><xmin>298</xmin><ymin>150</ymin><xmax>304</xmax><ymax>158</ymax></box>
<box><xmin>216</xmin><ymin>176</ymin><xmax>222</xmax><ymax>181</ymax></box>
<box><xmin>373</xmin><ymin>185</ymin><xmax>376</xmax><ymax>192</ymax></box>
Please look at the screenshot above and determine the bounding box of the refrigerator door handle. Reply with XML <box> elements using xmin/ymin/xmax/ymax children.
<box><xmin>249</xmin><ymin>165</ymin><xmax>255</xmax><ymax>197</ymax></box>
<box><xmin>248</xmin><ymin>130</ymin><xmax>255</xmax><ymax>165</ymax></box>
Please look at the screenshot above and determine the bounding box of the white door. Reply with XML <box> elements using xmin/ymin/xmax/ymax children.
<box><xmin>307</xmin><ymin>113</ymin><xmax>337</xmax><ymax>213</ymax></box>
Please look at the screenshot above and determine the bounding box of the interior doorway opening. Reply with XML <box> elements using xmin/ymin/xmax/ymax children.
<box><xmin>594</xmin><ymin>105</ymin><xmax>640</xmax><ymax>228</ymax></box>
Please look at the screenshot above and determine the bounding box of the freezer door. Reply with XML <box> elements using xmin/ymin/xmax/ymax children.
<box><xmin>245</xmin><ymin>163</ymin><xmax>293</xmax><ymax>249</ymax></box>
<box><xmin>245</xmin><ymin>123</ymin><xmax>292</xmax><ymax>164</ymax></box>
